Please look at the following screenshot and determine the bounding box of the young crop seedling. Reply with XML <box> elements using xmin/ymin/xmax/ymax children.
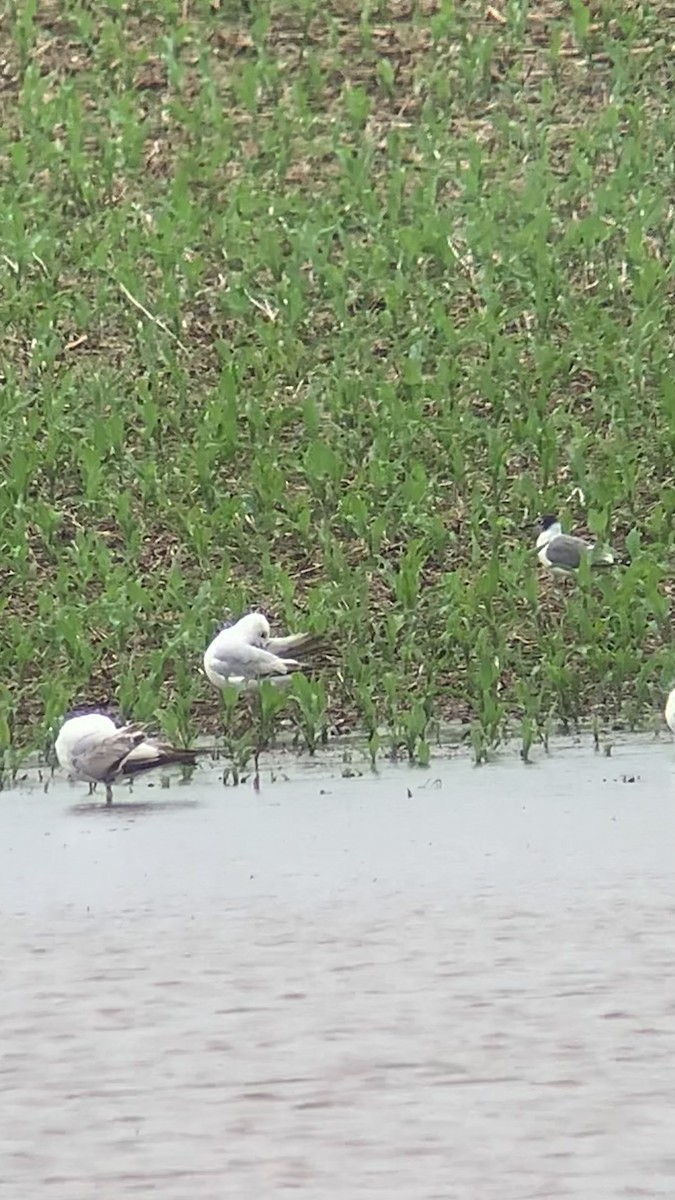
<box><xmin>0</xmin><ymin>0</ymin><xmax>673</xmax><ymax>761</ymax></box>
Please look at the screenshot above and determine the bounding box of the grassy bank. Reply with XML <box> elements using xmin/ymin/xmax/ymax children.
<box><xmin>1</xmin><ymin>0</ymin><xmax>674</xmax><ymax>768</ymax></box>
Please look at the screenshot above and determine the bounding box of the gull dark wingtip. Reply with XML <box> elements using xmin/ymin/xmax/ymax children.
<box><xmin>120</xmin><ymin>744</ymin><xmax>201</xmax><ymax>779</ymax></box>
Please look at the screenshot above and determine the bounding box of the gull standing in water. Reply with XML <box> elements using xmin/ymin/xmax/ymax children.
<box><xmin>54</xmin><ymin>711</ymin><xmax>199</xmax><ymax>804</ymax></box>
<box><xmin>536</xmin><ymin>515</ymin><xmax>615</xmax><ymax>578</ymax></box>
<box><xmin>204</xmin><ymin>612</ymin><xmax>320</xmax><ymax>690</ymax></box>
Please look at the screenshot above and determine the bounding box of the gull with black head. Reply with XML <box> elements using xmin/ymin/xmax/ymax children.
<box><xmin>536</xmin><ymin>515</ymin><xmax>615</xmax><ymax>578</ymax></box>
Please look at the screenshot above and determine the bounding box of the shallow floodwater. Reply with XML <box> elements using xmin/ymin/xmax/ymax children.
<box><xmin>2</xmin><ymin>741</ymin><xmax>675</xmax><ymax>1199</ymax></box>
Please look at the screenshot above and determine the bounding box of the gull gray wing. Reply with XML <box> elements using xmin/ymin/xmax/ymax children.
<box><xmin>70</xmin><ymin>729</ymin><xmax>145</xmax><ymax>783</ymax></box>
<box><xmin>544</xmin><ymin>534</ymin><xmax>589</xmax><ymax>570</ymax></box>
<box><xmin>209</xmin><ymin>642</ymin><xmax>300</xmax><ymax>681</ymax></box>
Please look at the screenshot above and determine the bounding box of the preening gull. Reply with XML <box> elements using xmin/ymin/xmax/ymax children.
<box><xmin>54</xmin><ymin>712</ymin><xmax>199</xmax><ymax>805</ymax></box>
<box><xmin>536</xmin><ymin>515</ymin><xmax>615</xmax><ymax>577</ymax></box>
<box><xmin>204</xmin><ymin>612</ymin><xmax>320</xmax><ymax>690</ymax></box>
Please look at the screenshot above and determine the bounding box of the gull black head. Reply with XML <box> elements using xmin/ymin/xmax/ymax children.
<box><xmin>540</xmin><ymin>514</ymin><xmax>560</xmax><ymax>532</ymax></box>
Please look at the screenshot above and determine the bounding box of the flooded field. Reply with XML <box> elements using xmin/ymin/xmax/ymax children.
<box><xmin>1</xmin><ymin>740</ymin><xmax>675</xmax><ymax>1199</ymax></box>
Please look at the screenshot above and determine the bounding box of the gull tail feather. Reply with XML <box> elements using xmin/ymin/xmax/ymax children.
<box><xmin>589</xmin><ymin>549</ymin><xmax>616</xmax><ymax>570</ymax></box>
<box><xmin>266</xmin><ymin>632</ymin><xmax>325</xmax><ymax>656</ymax></box>
<box><xmin>279</xmin><ymin>658</ymin><xmax>303</xmax><ymax>673</ymax></box>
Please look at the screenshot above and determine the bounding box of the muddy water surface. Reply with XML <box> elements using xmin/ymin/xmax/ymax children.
<box><xmin>2</xmin><ymin>742</ymin><xmax>675</xmax><ymax>1198</ymax></box>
